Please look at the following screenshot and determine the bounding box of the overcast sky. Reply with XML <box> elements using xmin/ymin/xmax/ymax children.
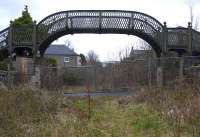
<box><xmin>1</xmin><ymin>0</ymin><xmax>200</xmax><ymax>61</ymax></box>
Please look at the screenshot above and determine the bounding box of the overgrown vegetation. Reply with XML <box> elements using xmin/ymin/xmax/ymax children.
<box><xmin>0</xmin><ymin>85</ymin><xmax>200</xmax><ymax>136</ymax></box>
<box><xmin>0</xmin><ymin>59</ymin><xmax>9</xmax><ymax>71</ymax></box>
<box><xmin>0</xmin><ymin>88</ymin><xmax>60</xmax><ymax>136</ymax></box>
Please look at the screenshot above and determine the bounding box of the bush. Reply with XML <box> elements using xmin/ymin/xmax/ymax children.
<box><xmin>63</xmin><ymin>71</ymin><xmax>84</xmax><ymax>86</ymax></box>
<box><xmin>0</xmin><ymin>60</ymin><xmax>8</xmax><ymax>71</ymax></box>
<box><xmin>46</xmin><ymin>58</ymin><xmax>57</xmax><ymax>67</ymax></box>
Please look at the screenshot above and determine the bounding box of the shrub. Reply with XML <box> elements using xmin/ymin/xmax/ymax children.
<box><xmin>63</xmin><ymin>71</ymin><xmax>84</xmax><ymax>86</ymax></box>
<box><xmin>46</xmin><ymin>58</ymin><xmax>57</xmax><ymax>67</ymax></box>
<box><xmin>0</xmin><ymin>60</ymin><xmax>8</xmax><ymax>71</ymax></box>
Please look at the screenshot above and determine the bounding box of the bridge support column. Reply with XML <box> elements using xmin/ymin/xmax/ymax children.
<box><xmin>32</xmin><ymin>21</ymin><xmax>37</xmax><ymax>74</ymax></box>
<box><xmin>28</xmin><ymin>65</ymin><xmax>41</xmax><ymax>89</ymax></box>
<box><xmin>8</xmin><ymin>21</ymin><xmax>13</xmax><ymax>69</ymax></box>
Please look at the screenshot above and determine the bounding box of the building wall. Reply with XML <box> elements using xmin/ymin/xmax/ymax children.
<box><xmin>44</xmin><ymin>55</ymin><xmax>80</xmax><ymax>67</ymax></box>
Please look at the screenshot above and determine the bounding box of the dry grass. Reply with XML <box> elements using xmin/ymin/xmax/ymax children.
<box><xmin>0</xmin><ymin>85</ymin><xmax>200</xmax><ymax>137</ymax></box>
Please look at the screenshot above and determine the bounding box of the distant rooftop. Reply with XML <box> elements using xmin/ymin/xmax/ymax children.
<box><xmin>130</xmin><ymin>47</ymin><xmax>152</xmax><ymax>57</ymax></box>
<box><xmin>44</xmin><ymin>44</ymin><xmax>78</xmax><ymax>56</ymax></box>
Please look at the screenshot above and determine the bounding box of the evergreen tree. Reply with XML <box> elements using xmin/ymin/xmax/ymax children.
<box><xmin>12</xmin><ymin>5</ymin><xmax>33</xmax><ymax>26</ymax></box>
<box><xmin>80</xmin><ymin>53</ymin><xmax>87</xmax><ymax>65</ymax></box>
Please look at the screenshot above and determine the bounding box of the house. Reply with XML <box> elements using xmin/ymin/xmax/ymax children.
<box><xmin>129</xmin><ymin>47</ymin><xmax>155</xmax><ymax>60</ymax></box>
<box><xmin>44</xmin><ymin>44</ymin><xmax>81</xmax><ymax>67</ymax></box>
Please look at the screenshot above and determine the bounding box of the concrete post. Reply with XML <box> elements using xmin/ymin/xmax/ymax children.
<box><xmin>7</xmin><ymin>64</ymin><xmax>12</xmax><ymax>89</ymax></box>
<box><xmin>157</xmin><ymin>67</ymin><xmax>163</xmax><ymax>87</ymax></box>
<box><xmin>93</xmin><ymin>65</ymin><xmax>97</xmax><ymax>92</ymax></box>
<box><xmin>179</xmin><ymin>57</ymin><xmax>184</xmax><ymax>81</ymax></box>
<box><xmin>35</xmin><ymin>66</ymin><xmax>40</xmax><ymax>87</ymax></box>
<box><xmin>148</xmin><ymin>58</ymin><xmax>152</xmax><ymax>89</ymax></box>
<box><xmin>188</xmin><ymin>22</ymin><xmax>192</xmax><ymax>54</ymax></box>
<box><xmin>156</xmin><ymin>58</ymin><xmax>163</xmax><ymax>87</ymax></box>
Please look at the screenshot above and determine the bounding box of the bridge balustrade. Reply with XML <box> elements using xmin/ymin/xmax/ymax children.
<box><xmin>192</xmin><ymin>30</ymin><xmax>200</xmax><ymax>51</ymax></box>
<box><xmin>167</xmin><ymin>28</ymin><xmax>188</xmax><ymax>49</ymax></box>
<box><xmin>0</xmin><ymin>28</ymin><xmax>9</xmax><ymax>50</ymax></box>
<box><xmin>0</xmin><ymin>10</ymin><xmax>200</xmax><ymax>57</ymax></box>
<box><xmin>12</xmin><ymin>24</ymin><xmax>34</xmax><ymax>47</ymax></box>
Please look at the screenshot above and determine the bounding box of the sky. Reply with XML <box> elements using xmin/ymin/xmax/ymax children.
<box><xmin>0</xmin><ymin>0</ymin><xmax>200</xmax><ymax>61</ymax></box>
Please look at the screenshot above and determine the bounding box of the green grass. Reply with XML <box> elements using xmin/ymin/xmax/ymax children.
<box><xmin>57</xmin><ymin>97</ymin><xmax>170</xmax><ymax>137</ymax></box>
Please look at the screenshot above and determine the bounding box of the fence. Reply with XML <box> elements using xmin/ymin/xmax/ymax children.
<box><xmin>0</xmin><ymin>56</ymin><xmax>200</xmax><ymax>91</ymax></box>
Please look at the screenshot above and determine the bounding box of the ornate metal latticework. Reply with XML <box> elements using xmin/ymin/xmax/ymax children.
<box><xmin>192</xmin><ymin>30</ymin><xmax>200</xmax><ymax>51</ymax></box>
<box><xmin>167</xmin><ymin>28</ymin><xmax>188</xmax><ymax>49</ymax></box>
<box><xmin>37</xmin><ymin>10</ymin><xmax>164</xmax><ymax>55</ymax></box>
<box><xmin>0</xmin><ymin>28</ymin><xmax>9</xmax><ymax>50</ymax></box>
<box><xmin>0</xmin><ymin>10</ymin><xmax>200</xmax><ymax>58</ymax></box>
<box><xmin>12</xmin><ymin>24</ymin><xmax>34</xmax><ymax>48</ymax></box>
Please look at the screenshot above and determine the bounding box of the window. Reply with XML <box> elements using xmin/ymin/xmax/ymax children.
<box><xmin>64</xmin><ymin>57</ymin><xmax>70</xmax><ymax>63</ymax></box>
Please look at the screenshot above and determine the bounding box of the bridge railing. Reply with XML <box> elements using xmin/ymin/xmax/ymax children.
<box><xmin>37</xmin><ymin>10</ymin><xmax>163</xmax><ymax>47</ymax></box>
<box><xmin>0</xmin><ymin>28</ymin><xmax>9</xmax><ymax>49</ymax></box>
<box><xmin>12</xmin><ymin>24</ymin><xmax>34</xmax><ymax>47</ymax></box>
<box><xmin>192</xmin><ymin>30</ymin><xmax>200</xmax><ymax>51</ymax></box>
<box><xmin>167</xmin><ymin>28</ymin><xmax>188</xmax><ymax>49</ymax></box>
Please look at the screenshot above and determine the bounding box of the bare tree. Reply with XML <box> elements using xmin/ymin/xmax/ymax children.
<box><xmin>87</xmin><ymin>50</ymin><xmax>99</xmax><ymax>65</ymax></box>
<box><xmin>188</xmin><ymin>0</ymin><xmax>199</xmax><ymax>30</ymax></box>
<box><xmin>117</xmin><ymin>39</ymin><xmax>153</xmax><ymax>61</ymax></box>
<box><xmin>118</xmin><ymin>47</ymin><xmax>132</xmax><ymax>61</ymax></box>
<box><xmin>64</xmin><ymin>40</ymin><xmax>74</xmax><ymax>51</ymax></box>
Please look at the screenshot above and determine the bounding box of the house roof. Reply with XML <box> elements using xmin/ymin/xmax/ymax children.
<box><xmin>44</xmin><ymin>44</ymin><xmax>78</xmax><ymax>56</ymax></box>
<box><xmin>130</xmin><ymin>48</ymin><xmax>153</xmax><ymax>57</ymax></box>
<box><xmin>131</xmin><ymin>50</ymin><xmax>152</xmax><ymax>55</ymax></box>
